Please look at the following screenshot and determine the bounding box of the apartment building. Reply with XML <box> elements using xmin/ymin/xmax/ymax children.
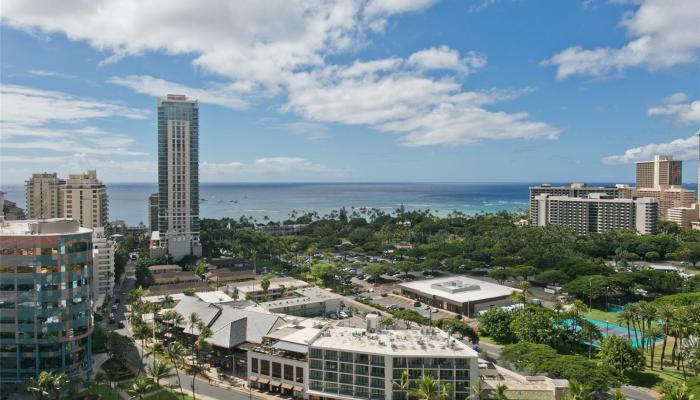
<box><xmin>61</xmin><ymin>170</ymin><xmax>109</xmax><ymax>230</ymax></box>
<box><xmin>25</xmin><ymin>173</ymin><xmax>65</xmax><ymax>219</ymax></box>
<box><xmin>533</xmin><ymin>193</ymin><xmax>658</xmax><ymax>234</ymax></box>
<box><xmin>528</xmin><ymin>183</ymin><xmax>632</xmax><ymax>220</ymax></box>
<box><xmin>0</xmin><ymin>218</ymin><xmax>93</xmax><ymax>382</ymax></box>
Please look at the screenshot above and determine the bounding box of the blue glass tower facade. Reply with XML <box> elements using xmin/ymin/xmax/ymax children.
<box><xmin>0</xmin><ymin>218</ymin><xmax>93</xmax><ymax>382</ymax></box>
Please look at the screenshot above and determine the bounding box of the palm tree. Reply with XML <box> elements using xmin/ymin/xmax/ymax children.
<box><xmin>657</xmin><ymin>304</ymin><xmax>675</xmax><ymax>369</ymax></box>
<box><xmin>27</xmin><ymin>371</ymin><xmax>68</xmax><ymax>400</ymax></box>
<box><xmin>648</xmin><ymin>326</ymin><xmax>665</xmax><ymax>369</ymax></box>
<box><xmin>660</xmin><ymin>383</ymin><xmax>694</xmax><ymax>400</ymax></box>
<box><xmin>127</xmin><ymin>377</ymin><xmax>153</xmax><ymax>400</ymax></box>
<box><xmin>191</xmin><ymin>323</ymin><xmax>213</xmax><ymax>400</ymax></box>
<box><xmin>579</xmin><ymin>320</ymin><xmax>602</xmax><ymax>359</ymax></box>
<box><xmin>616</xmin><ymin>306</ymin><xmax>634</xmax><ymax>342</ymax></box>
<box><xmin>261</xmin><ymin>276</ymin><xmax>271</xmax><ymax>294</ymax></box>
<box><xmin>491</xmin><ymin>384</ymin><xmax>509</xmax><ymax>400</ymax></box>
<box><xmin>409</xmin><ymin>375</ymin><xmax>451</xmax><ymax>400</ymax></box>
<box><xmin>564</xmin><ymin>380</ymin><xmax>594</xmax><ymax>400</ymax></box>
<box><xmin>148</xmin><ymin>359</ymin><xmax>174</xmax><ymax>389</ymax></box>
<box><xmin>165</xmin><ymin>342</ymin><xmax>188</xmax><ymax>399</ymax></box>
<box><xmin>470</xmin><ymin>379</ymin><xmax>486</xmax><ymax>400</ymax></box>
<box><xmin>188</xmin><ymin>312</ymin><xmax>201</xmax><ymax>355</ymax></box>
<box><xmin>392</xmin><ymin>370</ymin><xmax>410</xmax><ymax>400</ymax></box>
<box><xmin>612</xmin><ymin>389</ymin><xmax>626</xmax><ymax>400</ymax></box>
<box><xmin>132</xmin><ymin>323</ymin><xmax>150</xmax><ymax>376</ymax></box>
<box><xmin>627</xmin><ymin>303</ymin><xmax>641</xmax><ymax>347</ymax></box>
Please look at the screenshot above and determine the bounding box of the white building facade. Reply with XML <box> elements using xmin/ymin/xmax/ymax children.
<box><xmin>91</xmin><ymin>227</ymin><xmax>115</xmax><ymax>308</ymax></box>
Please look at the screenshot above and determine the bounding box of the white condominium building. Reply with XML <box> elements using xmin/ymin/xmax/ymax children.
<box><xmin>533</xmin><ymin>193</ymin><xmax>658</xmax><ymax>234</ymax></box>
<box><xmin>306</xmin><ymin>317</ymin><xmax>478</xmax><ymax>400</ymax></box>
<box><xmin>157</xmin><ymin>94</ymin><xmax>201</xmax><ymax>260</ymax></box>
<box><xmin>91</xmin><ymin>227</ymin><xmax>115</xmax><ymax>308</ymax></box>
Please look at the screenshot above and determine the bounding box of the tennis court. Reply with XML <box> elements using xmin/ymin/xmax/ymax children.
<box><xmin>562</xmin><ymin>317</ymin><xmax>661</xmax><ymax>348</ymax></box>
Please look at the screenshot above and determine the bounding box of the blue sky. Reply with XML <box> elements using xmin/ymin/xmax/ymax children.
<box><xmin>1</xmin><ymin>0</ymin><xmax>699</xmax><ymax>185</ymax></box>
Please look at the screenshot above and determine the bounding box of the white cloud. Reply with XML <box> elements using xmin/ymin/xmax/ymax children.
<box><xmin>2</xmin><ymin>0</ymin><xmax>434</xmax><ymax>88</ymax></box>
<box><xmin>201</xmin><ymin>157</ymin><xmax>331</xmax><ymax>179</ymax></box>
<box><xmin>0</xmin><ymin>85</ymin><xmax>149</xmax><ymax>156</ymax></box>
<box><xmin>602</xmin><ymin>135</ymin><xmax>698</xmax><ymax>165</ymax></box>
<box><xmin>108</xmin><ymin>75</ymin><xmax>250</xmax><ymax>109</ymax></box>
<box><xmin>285</xmin><ymin>51</ymin><xmax>559</xmax><ymax>146</ymax></box>
<box><xmin>543</xmin><ymin>0</ymin><xmax>700</xmax><ymax>79</ymax></box>
<box><xmin>2</xmin><ymin>1</ymin><xmax>559</xmax><ymax>148</ymax></box>
<box><xmin>648</xmin><ymin>97</ymin><xmax>700</xmax><ymax>126</ymax></box>
<box><xmin>27</xmin><ymin>69</ymin><xmax>78</xmax><ymax>79</ymax></box>
<box><xmin>364</xmin><ymin>0</ymin><xmax>438</xmax><ymax>16</ymax></box>
<box><xmin>407</xmin><ymin>46</ymin><xmax>486</xmax><ymax>74</ymax></box>
<box><xmin>661</xmin><ymin>92</ymin><xmax>688</xmax><ymax>104</ymax></box>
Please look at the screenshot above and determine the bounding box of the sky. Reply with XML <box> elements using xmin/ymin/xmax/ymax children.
<box><xmin>1</xmin><ymin>0</ymin><xmax>699</xmax><ymax>185</ymax></box>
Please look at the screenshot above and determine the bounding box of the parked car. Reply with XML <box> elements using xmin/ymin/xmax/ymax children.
<box><xmin>413</xmin><ymin>301</ymin><xmax>421</xmax><ymax>307</ymax></box>
<box><xmin>111</xmin><ymin>304</ymin><xmax>118</xmax><ymax>311</ymax></box>
<box><xmin>339</xmin><ymin>311</ymin><xmax>349</xmax><ymax>318</ymax></box>
<box><xmin>117</xmin><ymin>321</ymin><xmax>125</xmax><ymax>329</ymax></box>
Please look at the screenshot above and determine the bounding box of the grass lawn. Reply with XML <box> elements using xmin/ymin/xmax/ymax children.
<box><xmin>73</xmin><ymin>384</ymin><xmax>120</xmax><ymax>400</ymax></box>
<box><xmin>624</xmin><ymin>337</ymin><xmax>691</xmax><ymax>392</ymax></box>
<box><xmin>583</xmin><ymin>308</ymin><xmax>620</xmax><ymax>324</ymax></box>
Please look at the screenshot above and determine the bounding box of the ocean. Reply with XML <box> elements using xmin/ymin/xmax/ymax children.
<box><xmin>0</xmin><ymin>182</ymin><xmax>608</xmax><ymax>226</ymax></box>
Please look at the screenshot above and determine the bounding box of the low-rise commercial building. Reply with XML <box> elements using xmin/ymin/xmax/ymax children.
<box><xmin>260</xmin><ymin>286</ymin><xmax>344</xmax><ymax>317</ymax></box>
<box><xmin>148</xmin><ymin>264</ymin><xmax>183</xmax><ymax>274</ymax></box>
<box><xmin>306</xmin><ymin>320</ymin><xmax>479</xmax><ymax>400</ymax></box>
<box><xmin>479</xmin><ymin>361</ymin><xmax>568</xmax><ymax>400</ymax></box>
<box><xmin>399</xmin><ymin>276</ymin><xmax>519</xmax><ymax>317</ymax></box>
<box><xmin>229</xmin><ymin>277</ymin><xmax>311</xmax><ymax>301</ymax></box>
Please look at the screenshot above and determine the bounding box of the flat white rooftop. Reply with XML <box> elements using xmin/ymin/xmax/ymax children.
<box><xmin>195</xmin><ymin>291</ymin><xmax>234</xmax><ymax>303</ymax></box>
<box><xmin>399</xmin><ymin>276</ymin><xmax>518</xmax><ymax>304</ymax></box>
<box><xmin>0</xmin><ymin>218</ymin><xmax>91</xmax><ymax>236</ymax></box>
<box><xmin>310</xmin><ymin>327</ymin><xmax>478</xmax><ymax>357</ymax></box>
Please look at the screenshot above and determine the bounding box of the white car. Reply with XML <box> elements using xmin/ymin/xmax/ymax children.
<box><xmin>339</xmin><ymin>311</ymin><xmax>349</xmax><ymax>318</ymax></box>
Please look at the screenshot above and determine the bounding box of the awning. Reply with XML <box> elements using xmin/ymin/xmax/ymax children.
<box><xmin>258</xmin><ymin>378</ymin><xmax>270</xmax><ymax>385</ymax></box>
<box><xmin>293</xmin><ymin>385</ymin><xmax>304</xmax><ymax>392</ymax></box>
<box><xmin>249</xmin><ymin>376</ymin><xmax>259</xmax><ymax>382</ymax></box>
<box><xmin>281</xmin><ymin>383</ymin><xmax>294</xmax><ymax>390</ymax></box>
<box><xmin>269</xmin><ymin>380</ymin><xmax>282</xmax><ymax>387</ymax></box>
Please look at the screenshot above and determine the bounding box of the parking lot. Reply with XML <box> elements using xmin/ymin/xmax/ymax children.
<box><xmin>370</xmin><ymin>293</ymin><xmax>455</xmax><ymax>321</ymax></box>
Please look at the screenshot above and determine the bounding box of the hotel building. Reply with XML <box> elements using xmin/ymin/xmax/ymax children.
<box><xmin>532</xmin><ymin>193</ymin><xmax>658</xmax><ymax>234</ymax></box>
<box><xmin>157</xmin><ymin>94</ymin><xmax>201</xmax><ymax>260</ymax></box>
<box><xmin>0</xmin><ymin>218</ymin><xmax>93</xmax><ymax>382</ymax></box>
<box><xmin>635</xmin><ymin>155</ymin><xmax>682</xmax><ymax>189</ymax></box>
<box><xmin>528</xmin><ymin>183</ymin><xmax>632</xmax><ymax>221</ymax></box>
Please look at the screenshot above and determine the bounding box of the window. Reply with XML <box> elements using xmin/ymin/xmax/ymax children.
<box><xmin>283</xmin><ymin>364</ymin><xmax>294</xmax><ymax>381</ymax></box>
<box><xmin>260</xmin><ymin>360</ymin><xmax>270</xmax><ymax>375</ymax></box>
<box><xmin>272</xmin><ymin>362</ymin><xmax>281</xmax><ymax>379</ymax></box>
<box><xmin>296</xmin><ymin>367</ymin><xmax>303</xmax><ymax>383</ymax></box>
<box><xmin>251</xmin><ymin>358</ymin><xmax>258</xmax><ymax>373</ymax></box>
